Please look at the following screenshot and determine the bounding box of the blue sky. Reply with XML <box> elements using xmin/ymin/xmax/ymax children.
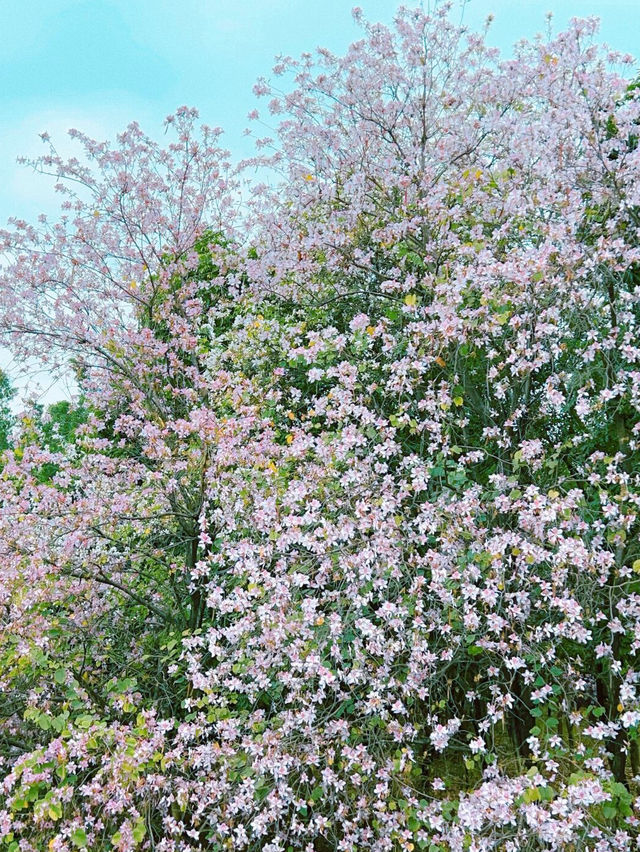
<box><xmin>2</xmin><ymin>0</ymin><xmax>639</xmax><ymax>225</ymax></box>
<box><xmin>1</xmin><ymin>0</ymin><xmax>639</xmax><ymax>401</ymax></box>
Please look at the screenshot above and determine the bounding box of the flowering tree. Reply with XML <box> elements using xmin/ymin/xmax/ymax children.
<box><xmin>1</xmin><ymin>6</ymin><xmax>640</xmax><ymax>851</ymax></box>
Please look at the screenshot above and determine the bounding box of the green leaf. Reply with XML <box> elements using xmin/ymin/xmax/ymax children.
<box><xmin>132</xmin><ymin>819</ymin><xmax>146</xmax><ymax>844</ymax></box>
<box><xmin>36</xmin><ymin>712</ymin><xmax>51</xmax><ymax>731</ymax></box>
<box><xmin>48</xmin><ymin>803</ymin><xmax>62</xmax><ymax>821</ymax></box>
<box><xmin>71</xmin><ymin>828</ymin><xmax>88</xmax><ymax>848</ymax></box>
<box><xmin>615</xmin><ymin>778</ymin><xmax>633</xmax><ymax>803</ymax></box>
<box><xmin>51</xmin><ymin>714</ymin><xmax>67</xmax><ymax>733</ymax></box>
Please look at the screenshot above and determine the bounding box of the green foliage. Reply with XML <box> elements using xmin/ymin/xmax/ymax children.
<box><xmin>0</xmin><ymin>368</ymin><xmax>15</xmax><ymax>451</ymax></box>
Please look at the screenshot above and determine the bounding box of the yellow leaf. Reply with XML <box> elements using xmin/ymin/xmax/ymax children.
<box><xmin>633</xmin><ymin>559</ymin><xmax>640</xmax><ymax>574</ymax></box>
<box><xmin>48</xmin><ymin>804</ymin><xmax>62</xmax><ymax>821</ymax></box>
<box><xmin>435</xmin><ymin>356</ymin><xmax>446</xmax><ymax>368</ymax></box>
<box><xmin>453</xmin><ymin>396</ymin><xmax>463</xmax><ymax>407</ymax></box>
<box><xmin>366</xmin><ymin>325</ymin><xmax>376</xmax><ymax>335</ymax></box>
<box><xmin>404</xmin><ymin>293</ymin><xmax>418</xmax><ymax>307</ymax></box>
<box><xmin>286</xmin><ymin>434</ymin><xmax>294</xmax><ymax>444</ymax></box>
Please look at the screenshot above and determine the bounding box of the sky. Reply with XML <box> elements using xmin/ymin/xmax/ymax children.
<box><xmin>1</xmin><ymin>0</ymin><xmax>639</xmax><ymax>402</ymax></box>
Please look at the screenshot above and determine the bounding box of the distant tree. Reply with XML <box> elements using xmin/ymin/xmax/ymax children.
<box><xmin>0</xmin><ymin>368</ymin><xmax>15</xmax><ymax>450</ymax></box>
